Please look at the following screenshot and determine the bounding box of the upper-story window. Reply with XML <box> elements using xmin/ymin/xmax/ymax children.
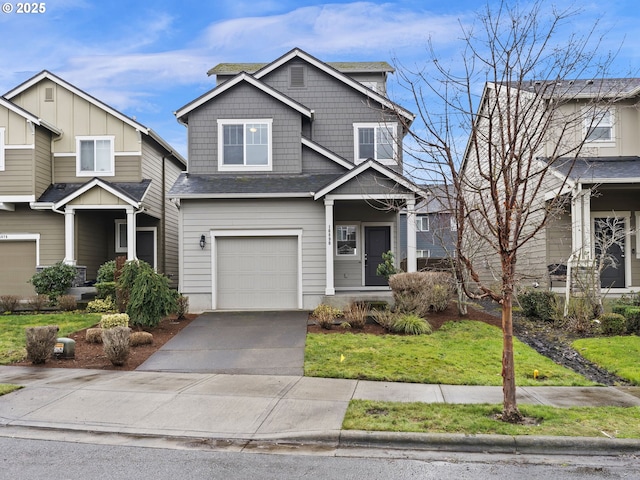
<box><xmin>76</xmin><ymin>136</ymin><xmax>114</xmax><ymax>176</ymax></box>
<box><xmin>0</xmin><ymin>128</ymin><xmax>5</xmax><ymax>171</ymax></box>
<box><xmin>353</xmin><ymin>122</ymin><xmax>397</xmax><ymax>165</ymax></box>
<box><xmin>585</xmin><ymin>108</ymin><xmax>614</xmax><ymax>143</ymax></box>
<box><xmin>416</xmin><ymin>216</ymin><xmax>429</xmax><ymax>232</ymax></box>
<box><xmin>218</xmin><ymin>119</ymin><xmax>272</xmax><ymax>171</ymax></box>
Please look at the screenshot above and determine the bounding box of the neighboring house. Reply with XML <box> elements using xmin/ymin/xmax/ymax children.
<box><xmin>0</xmin><ymin>71</ymin><xmax>186</xmax><ymax>296</ymax></box>
<box><xmin>170</xmin><ymin>48</ymin><xmax>425</xmax><ymax>312</ymax></box>
<box><xmin>463</xmin><ymin>78</ymin><xmax>640</xmax><ymax>293</ymax></box>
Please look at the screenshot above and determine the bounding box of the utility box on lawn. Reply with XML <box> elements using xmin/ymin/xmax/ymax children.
<box><xmin>54</xmin><ymin>337</ymin><xmax>75</xmax><ymax>359</ymax></box>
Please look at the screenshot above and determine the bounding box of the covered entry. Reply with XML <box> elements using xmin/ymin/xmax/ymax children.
<box><xmin>213</xmin><ymin>230</ymin><xmax>302</xmax><ymax>310</ymax></box>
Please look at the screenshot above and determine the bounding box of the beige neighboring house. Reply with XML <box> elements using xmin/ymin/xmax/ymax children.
<box><xmin>0</xmin><ymin>71</ymin><xmax>186</xmax><ymax>297</ymax></box>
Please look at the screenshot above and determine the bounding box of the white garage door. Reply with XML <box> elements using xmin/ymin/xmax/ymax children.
<box><xmin>216</xmin><ymin>236</ymin><xmax>299</xmax><ymax>309</ymax></box>
<box><xmin>0</xmin><ymin>241</ymin><xmax>37</xmax><ymax>296</ymax></box>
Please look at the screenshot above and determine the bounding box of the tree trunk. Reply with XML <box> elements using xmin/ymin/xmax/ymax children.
<box><xmin>501</xmin><ymin>294</ymin><xmax>522</xmax><ymax>422</ymax></box>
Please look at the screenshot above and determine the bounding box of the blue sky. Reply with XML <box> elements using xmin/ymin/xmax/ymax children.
<box><xmin>1</xmin><ymin>0</ymin><xmax>638</xmax><ymax>157</ymax></box>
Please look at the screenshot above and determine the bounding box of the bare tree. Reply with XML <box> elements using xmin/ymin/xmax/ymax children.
<box><xmin>395</xmin><ymin>0</ymin><xmax>621</xmax><ymax>422</ymax></box>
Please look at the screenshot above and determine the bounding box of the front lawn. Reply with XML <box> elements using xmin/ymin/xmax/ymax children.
<box><xmin>0</xmin><ymin>313</ymin><xmax>101</xmax><ymax>364</ymax></box>
<box><xmin>573</xmin><ymin>336</ymin><xmax>640</xmax><ymax>385</ymax></box>
<box><xmin>343</xmin><ymin>400</ymin><xmax>640</xmax><ymax>438</ymax></box>
<box><xmin>305</xmin><ymin>321</ymin><xmax>594</xmax><ymax>386</ymax></box>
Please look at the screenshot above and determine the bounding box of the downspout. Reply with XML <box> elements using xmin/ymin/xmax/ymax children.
<box><xmin>161</xmin><ymin>156</ymin><xmax>167</xmax><ymax>276</ymax></box>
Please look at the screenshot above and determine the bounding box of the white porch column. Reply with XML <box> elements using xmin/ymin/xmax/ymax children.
<box><xmin>572</xmin><ymin>185</ymin><xmax>591</xmax><ymax>259</ymax></box>
<box><xmin>324</xmin><ymin>199</ymin><xmax>335</xmax><ymax>295</ymax></box>
<box><xmin>63</xmin><ymin>207</ymin><xmax>76</xmax><ymax>265</ymax></box>
<box><xmin>582</xmin><ymin>188</ymin><xmax>592</xmax><ymax>257</ymax></box>
<box><xmin>126</xmin><ymin>207</ymin><xmax>137</xmax><ymax>262</ymax></box>
<box><xmin>406</xmin><ymin>197</ymin><xmax>417</xmax><ymax>272</ymax></box>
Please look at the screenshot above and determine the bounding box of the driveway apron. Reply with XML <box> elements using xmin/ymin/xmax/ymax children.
<box><xmin>136</xmin><ymin>311</ymin><xmax>308</xmax><ymax>375</ymax></box>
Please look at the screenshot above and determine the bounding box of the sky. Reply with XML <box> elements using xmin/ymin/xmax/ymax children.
<box><xmin>1</xmin><ymin>0</ymin><xmax>639</xmax><ymax>159</ymax></box>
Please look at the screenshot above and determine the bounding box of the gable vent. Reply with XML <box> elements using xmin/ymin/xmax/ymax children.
<box><xmin>44</xmin><ymin>87</ymin><xmax>54</xmax><ymax>102</ymax></box>
<box><xmin>289</xmin><ymin>65</ymin><xmax>305</xmax><ymax>88</ymax></box>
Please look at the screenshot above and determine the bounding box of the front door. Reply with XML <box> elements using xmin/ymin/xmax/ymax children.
<box><xmin>364</xmin><ymin>226</ymin><xmax>390</xmax><ymax>286</ymax></box>
<box><xmin>594</xmin><ymin>217</ymin><xmax>625</xmax><ymax>288</ymax></box>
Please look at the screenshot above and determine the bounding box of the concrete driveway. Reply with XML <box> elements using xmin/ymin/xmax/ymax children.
<box><xmin>136</xmin><ymin>311</ymin><xmax>308</xmax><ymax>375</ymax></box>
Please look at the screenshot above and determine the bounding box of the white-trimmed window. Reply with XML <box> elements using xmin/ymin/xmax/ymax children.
<box><xmin>417</xmin><ymin>249</ymin><xmax>430</xmax><ymax>258</ymax></box>
<box><xmin>115</xmin><ymin>220</ymin><xmax>128</xmax><ymax>253</ymax></box>
<box><xmin>416</xmin><ymin>216</ymin><xmax>429</xmax><ymax>232</ymax></box>
<box><xmin>585</xmin><ymin>108</ymin><xmax>614</xmax><ymax>142</ymax></box>
<box><xmin>336</xmin><ymin>225</ymin><xmax>358</xmax><ymax>256</ymax></box>
<box><xmin>0</xmin><ymin>127</ymin><xmax>5</xmax><ymax>171</ymax></box>
<box><xmin>353</xmin><ymin>122</ymin><xmax>397</xmax><ymax>165</ymax></box>
<box><xmin>218</xmin><ymin>119</ymin><xmax>272</xmax><ymax>171</ymax></box>
<box><xmin>450</xmin><ymin>215</ymin><xmax>457</xmax><ymax>232</ymax></box>
<box><xmin>77</xmin><ymin>136</ymin><xmax>114</xmax><ymax>176</ymax></box>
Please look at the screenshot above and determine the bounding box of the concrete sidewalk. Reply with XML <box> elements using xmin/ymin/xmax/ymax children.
<box><xmin>1</xmin><ymin>366</ymin><xmax>640</xmax><ymax>455</ymax></box>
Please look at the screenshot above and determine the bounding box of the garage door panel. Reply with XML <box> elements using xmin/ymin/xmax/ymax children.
<box><xmin>217</xmin><ymin>237</ymin><xmax>298</xmax><ymax>310</ymax></box>
<box><xmin>0</xmin><ymin>241</ymin><xmax>37</xmax><ymax>296</ymax></box>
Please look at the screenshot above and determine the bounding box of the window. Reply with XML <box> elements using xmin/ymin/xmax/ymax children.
<box><xmin>416</xmin><ymin>216</ymin><xmax>429</xmax><ymax>232</ymax></box>
<box><xmin>361</xmin><ymin>81</ymin><xmax>380</xmax><ymax>93</ymax></box>
<box><xmin>417</xmin><ymin>250</ymin><xmax>430</xmax><ymax>258</ymax></box>
<box><xmin>353</xmin><ymin>122</ymin><xmax>397</xmax><ymax>164</ymax></box>
<box><xmin>218</xmin><ymin>119</ymin><xmax>272</xmax><ymax>171</ymax></box>
<box><xmin>336</xmin><ymin>225</ymin><xmax>357</xmax><ymax>256</ymax></box>
<box><xmin>450</xmin><ymin>216</ymin><xmax>457</xmax><ymax>232</ymax></box>
<box><xmin>76</xmin><ymin>136</ymin><xmax>114</xmax><ymax>176</ymax></box>
<box><xmin>585</xmin><ymin>108</ymin><xmax>614</xmax><ymax>142</ymax></box>
<box><xmin>115</xmin><ymin>220</ymin><xmax>127</xmax><ymax>253</ymax></box>
<box><xmin>0</xmin><ymin>128</ymin><xmax>4</xmax><ymax>171</ymax></box>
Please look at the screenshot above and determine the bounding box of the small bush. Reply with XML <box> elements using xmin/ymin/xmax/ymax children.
<box><xmin>371</xmin><ymin>308</ymin><xmax>399</xmax><ymax>331</ymax></box>
<box><xmin>611</xmin><ymin>305</ymin><xmax>640</xmax><ymax>335</ymax></box>
<box><xmin>518</xmin><ymin>289</ymin><xmax>558</xmax><ymax>321</ymax></box>
<box><xmin>57</xmin><ymin>295</ymin><xmax>77</xmax><ymax>312</ymax></box>
<box><xmin>392</xmin><ymin>314</ymin><xmax>432</xmax><ymax>335</ymax></box>
<box><xmin>130</xmin><ymin>331</ymin><xmax>153</xmax><ymax>346</ymax></box>
<box><xmin>598</xmin><ymin>313</ymin><xmax>626</xmax><ymax>336</ymax></box>
<box><xmin>0</xmin><ymin>295</ymin><xmax>20</xmax><ymax>312</ymax></box>
<box><xmin>429</xmin><ymin>283</ymin><xmax>452</xmax><ymax>312</ymax></box>
<box><xmin>102</xmin><ymin>326</ymin><xmax>131</xmax><ymax>366</ymax></box>
<box><xmin>27</xmin><ymin>294</ymin><xmax>49</xmax><ymax>312</ymax></box>
<box><xmin>86</xmin><ymin>297</ymin><xmax>116</xmax><ymax>313</ymax></box>
<box><xmin>343</xmin><ymin>302</ymin><xmax>368</xmax><ymax>329</ymax></box>
<box><xmin>376</xmin><ymin>250</ymin><xmax>400</xmax><ymax>280</ymax></box>
<box><xmin>313</xmin><ymin>304</ymin><xmax>342</xmax><ymax>329</ymax></box>
<box><xmin>100</xmin><ymin>313</ymin><xmax>129</xmax><ymax>329</ymax></box>
<box><xmin>85</xmin><ymin>328</ymin><xmax>103</xmax><ymax>344</ymax></box>
<box><xmin>389</xmin><ymin>272</ymin><xmax>454</xmax><ymax>317</ymax></box>
<box><xmin>25</xmin><ymin>325</ymin><xmax>59</xmax><ymax>364</ymax></box>
<box><xmin>29</xmin><ymin>261</ymin><xmax>77</xmax><ymax>303</ymax></box>
<box><xmin>564</xmin><ymin>297</ymin><xmax>599</xmax><ymax>334</ymax></box>
<box><xmin>97</xmin><ymin>260</ymin><xmax>116</xmax><ymax>283</ymax></box>
<box><xmin>176</xmin><ymin>295</ymin><xmax>189</xmax><ymax>320</ymax></box>
<box><xmin>95</xmin><ymin>282</ymin><xmax>116</xmax><ymax>300</ymax></box>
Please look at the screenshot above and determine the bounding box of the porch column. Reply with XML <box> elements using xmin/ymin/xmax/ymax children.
<box><xmin>572</xmin><ymin>185</ymin><xmax>591</xmax><ymax>258</ymax></box>
<box><xmin>126</xmin><ymin>207</ymin><xmax>137</xmax><ymax>262</ymax></box>
<box><xmin>406</xmin><ymin>197</ymin><xmax>417</xmax><ymax>272</ymax></box>
<box><xmin>324</xmin><ymin>199</ymin><xmax>335</xmax><ymax>295</ymax></box>
<box><xmin>63</xmin><ymin>207</ymin><xmax>76</xmax><ymax>265</ymax></box>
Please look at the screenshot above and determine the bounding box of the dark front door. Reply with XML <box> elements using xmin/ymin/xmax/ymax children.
<box><xmin>364</xmin><ymin>226</ymin><xmax>391</xmax><ymax>286</ymax></box>
<box><xmin>136</xmin><ymin>230</ymin><xmax>155</xmax><ymax>269</ymax></box>
<box><xmin>594</xmin><ymin>217</ymin><xmax>625</xmax><ymax>288</ymax></box>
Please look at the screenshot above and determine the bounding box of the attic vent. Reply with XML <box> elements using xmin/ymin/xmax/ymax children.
<box><xmin>45</xmin><ymin>87</ymin><xmax>54</xmax><ymax>102</ymax></box>
<box><xmin>289</xmin><ymin>65</ymin><xmax>305</xmax><ymax>88</ymax></box>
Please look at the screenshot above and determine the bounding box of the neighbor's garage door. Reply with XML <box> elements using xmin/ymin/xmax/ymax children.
<box><xmin>0</xmin><ymin>241</ymin><xmax>37</xmax><ymax>296</ymax></box>
<box><xmin>216</xmin><ymin>236</ymin><xmax>298</xmax><ymax>309</ymax></box>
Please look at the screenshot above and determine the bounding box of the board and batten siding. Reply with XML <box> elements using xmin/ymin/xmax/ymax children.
<box><xmin>34</xmin><ymin>126</ymin><xmax>53</xmax><ymax>198</ymax></box>
<box><xmin>0</xmin><ymin>149</ymin><xmax>34</xmax><ymax>195</ymax></box>
<box><xmin>180</xmin><ymin>198</ymin><xmax>325</xmax><ymax>312</ymax></box>
<box><xmin>53</xmin><ymin>155</ymin><xmax>141</xmax><ymax>183</ymax></box>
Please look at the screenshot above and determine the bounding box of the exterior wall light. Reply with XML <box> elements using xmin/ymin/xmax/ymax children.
<box><xmin>200</xmin><ymin>234</ymin><xmax>206</xmax><ymax>250</ymax></box>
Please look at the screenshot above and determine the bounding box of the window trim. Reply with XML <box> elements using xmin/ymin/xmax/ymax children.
<box><xmin>416</xmin><ymin>216</ymin><xmax>429</xmax><ymax>232</ymax></box>
<box><xmin>76</xmin><ymin>135</ymin><xmax>115</xmax><ymax>177</ymax></box>
<box><xmin>353</xmin><ymin>122</ymin><xmax>398</xmax><ymax>165</ymax></box>
<box><xmin>217</xmin><ymin>119</ymin><xmax>273</xmax><ymax>172</ymax></box>
<box><xmin>115</xmin><ymin>220</ymin><xmax>127</xmax><ymax>253</ymax></box>
<box><xmin>0</xmin><ymin>127</ymin><xmax>5</xmax><ymax>171</ymax></box>
<box><xmin>416</xmin><ymin>249</ymin><xmax>430</xmax><ymax>258</ymax></box>
<box><xmin>450</xmin><ymin>216</ymin><xmax>457</xmax><ymax>232</ymax></box>
<box><xmin>335</xmin><ymin>223</ymin><xmax>359</xmax><ymax>258</ymax></box>
<box><xmin>584</xmin><ymin>108</ymin><xmax>615</xmax><ymax>144</ymax></box>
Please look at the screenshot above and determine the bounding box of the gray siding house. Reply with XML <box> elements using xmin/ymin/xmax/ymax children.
<box><xmin>0</xmin><ymin>71</ymin><xmax>186</xmax><ymax>296</ymax></box>
<box><xmin>170</xmin><ymin>48</ymin><xmax>425</xmax><ymax>312</ymax></box>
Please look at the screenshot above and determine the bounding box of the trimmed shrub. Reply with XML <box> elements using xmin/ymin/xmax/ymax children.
<box><xmin>101</xmin><ymin>326</ymin><xmax>131</xmax><ymax>366</ymax></box>
<box><xmin>598</xmin><ymin>313</ymin><xmax>626</xmax><ymax>336</ymax></box>
<box><xmin>376</xmin><ymin>250</ymin><xmax>400</xmax><ymax>280</ymax></box>
<box><xmin>97</xmin><ymin>260</ymin><xmax>116</xmax><ymax>283</ymax></box>
<box><xmin>100</xmin><ymin>313</ymin><xmax>129</xmax><ymax>329</ymax></box>
<box><xmin>0</xmin><ymin>295</ymin><xmax>20</xmax><ymax>313</ymax></box>
<box><xmin>25</xmin><ymin>325</ymin><xmax>59</xmax><ymax>364</ymax></box>
<box><xmin>85</xmin><ymin>328</ymin><xmax>103</xmax><ymax>344</ymax></box>
<box><xmin>176</xmin><ymin>295</ymin><xmax>189</xmax><ymax>320</ymax></box>
<box><xmin>86</xmin><ymin>297</ymin><xmax>116</xmax><ymax>313</ymax></box>
<box><xmin>57</xmin><ymin>294</ymin><xmax>77</xmax><ymax>312</ymax></box>
<box><xmin>27</xmin><ymin>294</ymin><xmax>49</xmax><ymax>312</ymax></box>
<box><xmin>371</xmin><ymin>308</ymin><xmax>399</xmax><ymax>331</ymax></box>
<box><xmin>95</xmin><ymin>282</ymin><xmax>116</xmax><ymax>300</ymax></box>
<box><xmin>388</xmin><ymin>272</ymin><xmax>454</xmax><ymax>317</ymax></box>
<box><xmin>517</xmin><ymin>289</ymin><xmax>558</xmax><ymax>321</ymax></box>
<box><xmin>130</xmin><ymin>331</ymin><xmax>153</xmax><ymax>346</ymax></box>
<box><xmin>343</xmin><ymin>301</ymin><xmax>368</xmax><ymax>329</ymax></box>
<box><xmin>392</xmin><ymin>314</ymin><xmax>432</xmax><ymax>335</ymax></box>
<box><xmin>29</xmin><ymin>261</ymin><xmax>77</xmax><ymax>303</ymax></box>
<box><xmin>611</xmin><ymin>305</ymin><xmax>640</xmax><ymax>335</ymax></box>
<box><xmin>312</xmin><ymin>304</ymin><xmax>342</xmax><ymax>329</ymax></box>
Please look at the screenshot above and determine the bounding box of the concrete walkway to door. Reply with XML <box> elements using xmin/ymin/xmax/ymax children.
<box><xmin>136</xmin><ymin>311</ymin><xmax>308</xmax><ymax>376</ymax></box>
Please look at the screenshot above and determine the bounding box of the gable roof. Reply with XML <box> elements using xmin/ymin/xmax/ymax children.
<box><xmin>37</xmin><ymin>178</ymin><xmax>152</xmax><ymax>208</ymax></box>
<box><xmin>208</xmin><ymin>61</ymin><xmax>395</xmax><ymax>76</ymax></box>
<box><xmin>0</xmin><ymin>96</ymin><xmax>61</xmax><ymax>135</ymax></box>
<box><xmin>175</xmin><ymin>72</ymin><xmax>313</xmax><ymax>121</ymax></box>
<box><xmin>300</xmin><ymin>137</ymin><xmax>354</xmax><ymax>170</ymax></box>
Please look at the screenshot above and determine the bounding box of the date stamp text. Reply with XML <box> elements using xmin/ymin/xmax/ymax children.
<box><xmin>2</xmin><ymin>3</ymin><xmax>47</xmax><ymax>14</ymax></box>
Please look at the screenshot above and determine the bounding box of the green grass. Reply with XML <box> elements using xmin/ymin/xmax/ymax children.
<box><xmin>344</xmin><ymin>400</ymin><xmax>640</xmax><ymax>438</ymax></box>
<box><xmin>0</xmin><ymin>384</ymin><xmax>22</xmax><ymax>396</ymax></box>
<box><xmin>0</xmin><ymin>312</ymin><xmax>101</xmax><ymax>364</ymax></box>
<box><xmin>305</xmin><ymin>321</ymin><xmax>594</xmax><ymax>386</ymax></box>
<box><xmin>573</xmin><ymin>336</ymin><xmax>640</xmax><ymax>385</ymax></box>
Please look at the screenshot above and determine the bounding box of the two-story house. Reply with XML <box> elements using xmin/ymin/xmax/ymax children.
<box><xmin>0</xmin><ymin>71</ymin><xmax>186</xmax><ymax>296</ymax></box>
<box><xmin>170</xmin><ymin>48</ymin><xmax>425</xmax><ymax>312</ymax></box>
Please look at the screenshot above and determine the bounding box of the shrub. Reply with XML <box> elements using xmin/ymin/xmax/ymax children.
<box><xmin>389</xmin><ymin>272</ymin><xmax>454</xmax><ymax>317</ymax></box>
<box><xmin>371</xmin><ymin>308</ymin><xmax>399</xmax><ymax>331</ymax></box>
<box><xmin>564</xmin><ymin>296</ymin><xmax>599</xmax><ymax>334</ymax></box>
<box><xmin>430</xmin><ymin>283</ymin><xmax>453</xmax><ymax>312</ymax></box>
<box><xmin>97</xmin><ymin>260</ymin><xmax>116</xmax><ymax>283</ymax></box>
<box><xmin>517</xmin><ymin>289</ymin><xmax>558</xmax><ymax>321</ymax></box>
<box><xmin>0</xmin><ymin>295</ymin><xmax>20</xmax><ymax>313</ymax></box>
<box><xmin>101</xmin><ymin>326</ymin><xmax>131</xmax><ymax>366</ymax></box>
<box><xmin>86</xmin><ymin>297</ymin><xmax>116</xmax><ymax>313</ymax></box>
<box><xmin>312</xmin><ymin>304</ymin><xmax>342</xmax><ymax>329</ymax></box>
<box><xmin>29</xmin><ymin>261</ymin><xmax>77</xmax><ymax>303</ymax></box>
<box><xmin>376</xmin><ymin>250</ymin><xmax>400</xmax><ymax>280</ymax></box>
<box><xmin>176</xmin><ymin>295</ymin><xmax>189</xmax><ymax>320</ymax></box>
<box><xmin>611</xmin><ymin>305</ymin><xmax>640</xmax><ymax>335</ymax></box>
<box><xmin>57</xmin><ymin>294</ymin><xmax>77</xmax><ymax>312</ymax></box>
<box><xmin>95</xmin><ymin>282</ymin><xmax>116</xmax><ymax>300</ymax></box>
<box><xmin>598</xmin><ymin>313</ymin><xmax>626</xmax><ymax>336</ymax></box>
<box><xmin>343</xmin><ymin>301</ymin><xmax>368</xmax><ymax>329</ymax></box>
<box><xmin>27</xmin><ymin>294</ymin><xmax>49</xmax><ymax>312</ymax></box>
<box><xmin>100</xmin><ymin>313</ymin><xmax>129</xmax><ymax>329</ymax></box>
<box><xmin>130</xmin><ymin>331</ymin><xmax>153</xmax><ymax>346</ymax></box>
<box><xmin>392</xmin><ymin>314</ymin><xmax>432</xmax><ymax>335</ymax></box>
<box><xmin>85</xmin><ymin>328</ymin><xmax>103</xmax><ymax>344</ymax></box>
<box><xmin>25</xmin><ymin>325</ymin><xmax>59</xmax><ymax>364</ymax></box>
